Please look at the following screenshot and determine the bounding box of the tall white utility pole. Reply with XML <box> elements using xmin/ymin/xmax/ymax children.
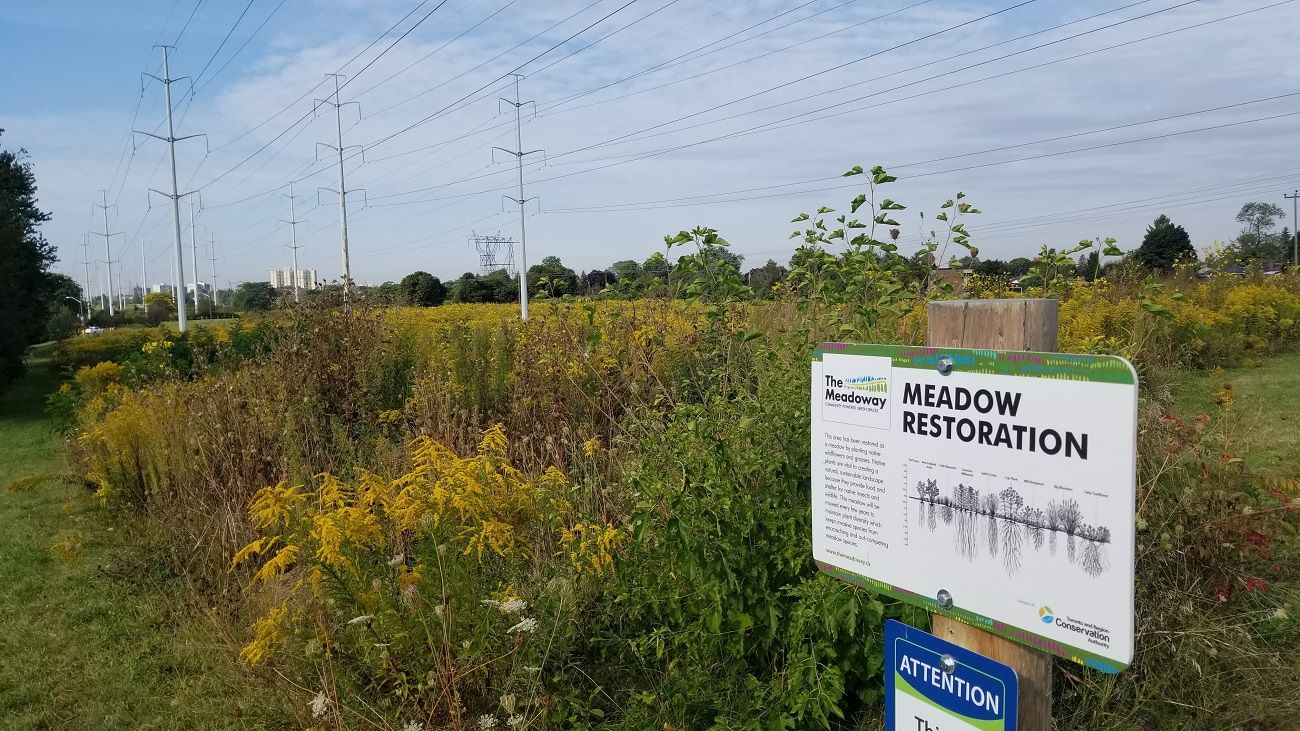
<box><xmin>188</xmin><ymin>195</ymin><xmax>201</xmax><ymax>317</ymax></box>
<box><xmin>494</xmin><ymin>74</ymin><xmax>542</xmax><ymax>321</ymax></box>
<box><xmin>139</xmin><ymin>236</ymin><xmax>147</xmax><ymax>303</ymax></box>
<box><xmin>92</xmin><ymin>190</ymin><xmax>119</xmax><ymax>316</ymax></box>
<box><xmin>137</xmin><ymin>45</ymin><xmax>203</xmax><ymax>334</ymax></box>
<box><xmin>80</xmin><ymin>234</ymin><xmax>93</xmax><ymax>317</ymax></box>
<box><xmin>282</xmin><ymin>183</ymin><xmax>306</xmax><ymax>303</ymax></box>
<box><xmin>207</xmin><ymin>233</ymin><xmax>219</xmax><ymax>315</ymax></box>
<box><xmin>1286</xmin><ymin>190</ymin><xmax>1299</xmax><ymax>266</ymax></box>
<box><xmin>315</xmin><ymin>74</ymin><xmax>362</xmax><ymax>298</ymax></box>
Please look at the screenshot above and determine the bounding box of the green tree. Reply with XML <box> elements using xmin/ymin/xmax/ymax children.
<box><xmin>609</xmin><ymin>259</ymin><xmax>642</xmax><ymax>281</ymax></box>
<box><xmin>399</xmin><ymin>271</ymin><xmax>447</xmax><ymax>306</ymax></box>
<box><xmin>1278</xmin><ymin>227</ymin><xmax>1295</xmax><ymax>264</ymax></box>
<box><xmin>1235</xmin><ymin>202</ymin><xmax>1286</xmax><ymax>262</ymax></box>
<box><xmin>366</xmin><ymin>281</ymin><xmax>403</xmax><ymax>305</ymax></box>
<box><xmin>526</xmin><ymin>255</ymin><xmax>576</xmax><ymax>298</ymax></box>
<box><xmin>0</xmin><ymin>132</ymin><xmax>56</xmax><ymax>391</ymax></box>
<box><xmin>143</xmin><ymin>291</ymin><xmax>176</xmax><ymax>325</ymax></box>
<box><xmin>229</xmin><ymin>281</ymin><xmax>278</xmax><ymax>312</ymax></box>
<box><xmin>745</xmin><ymin>259</ymin><xmax>789</xmax><ymax>298</ymax></box>
<box><xmin>641</xmin><ymin>251</ymin><xmax>671</xmax><ymax>281</ymax></box>
<box><xmin>1006</xmin><ymin>257</ymin><xmax>1034</xmax><ymax>277</ymax></box>
<box><xmin>1133</xmin><ymin>215</ymin><xmax>1194</xmax><ymax>271</ymax></box>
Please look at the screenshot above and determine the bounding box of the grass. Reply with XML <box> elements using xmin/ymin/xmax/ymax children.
<box><xmin>160</xmin><ymin>317</ymin><xmax>241</xmax><ymax>331</ymax></box>
<box><xmin>0</xmin><ymin>344</ymin><xmax>280</xmax><ymax>729</ymax></box>
<box><xmin>1170</xmin><ymin>351</ymin><xmax>1300</xmax><ymax>478</ymax></box>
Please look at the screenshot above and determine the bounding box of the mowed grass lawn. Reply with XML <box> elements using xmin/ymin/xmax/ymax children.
<box><xmin>1170</xmin><ymin>351</ymin><xmax>1300</xmax><ymax>479</ymax></box>
<box><xmin>0</xmin><ymin>345</ymin><xmax>276</xmax><ymax>730</ymax></box>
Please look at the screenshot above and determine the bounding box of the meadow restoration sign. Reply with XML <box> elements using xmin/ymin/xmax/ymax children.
<box><xmin>811</xmin><ymin>344</ymin><xmax>1138</xmax><ymax>672</ymax></box>
<box><xmin>885</xmin><ymin>619</ymin><xmax>1018</xmax><ymax>731</ymax></box>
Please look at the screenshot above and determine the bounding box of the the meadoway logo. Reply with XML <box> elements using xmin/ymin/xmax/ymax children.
<box><xmin>823</xmin><ymin>375</ymin><xmax>890</xmax><ymax>408</ymax></box>
<box><xmin>820</xmin><ymin>354</ymin><xmax>892</xmax><ymax>429</ymax></box>
<box><xmin>845</xmin><ymin>375</ymin><xmax>888</xmax><ymax>393</ymax></box>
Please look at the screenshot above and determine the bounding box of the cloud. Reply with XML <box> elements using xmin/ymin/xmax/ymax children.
<box><xmin>11</xmin><ymin>0</ymin><xmax>1300</xmax><ymax>290</ymax></box>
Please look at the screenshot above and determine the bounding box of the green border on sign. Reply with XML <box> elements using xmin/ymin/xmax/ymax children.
<box><xmin>813</xmin><ymin>343</ymin><xmax>1137</xmax><ymax>385</ymax></box>
<box><xmin>813</xmin><ymin>342</ymin><xmax>1136</xmax><ymax>673</ymax></box>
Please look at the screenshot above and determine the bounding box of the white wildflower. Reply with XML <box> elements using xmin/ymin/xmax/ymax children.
<box><xmin>403</xmin><ymin>721</ymin><xmax>423</xmax><ymax>731</ymax></box>
<box><xmin>347</xmin><ymin>614</ymin><xmax>374</xmax><ymax>626</ymax></box>
<box><xmin>507</xmin><ymin>714</ymin><xmax>526</xmax><ymax>728</ymax></box>
<box><xmin>507</xmin><ymin>617</ymin><xmax>539</xmax><ymax>634</ymax></box>
<box><xmin>480</xmin><ymin>599</ymin><xmax>502</xmax><ymax>608</ymax></box>
<box><xmin>309</xmin><ymin>691</ymin><xmax>330</xmax><ymax>719</ymax></box>
<box><xmin>387</xmin><ymin>553</ymin><xmax>406</xmax><ymax>567</ymax></box>
<box><xmin>499</xmin><ymin>598</ymin><xmax>527</xmax><ymax>615</ymax></box>
<box><xmin>477</xmin><ymin>714</ymin><xmax>500</xmax><ymax>729</ymax></box>
<box><xmin>522</xmin><ymin>666</ymin><xmax>541</xmax><ymax>674</ymax></box>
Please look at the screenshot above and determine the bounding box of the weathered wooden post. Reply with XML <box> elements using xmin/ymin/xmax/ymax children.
<box><xmin>928</xmin><ymin>298</ymin><xmax>1058</xmax><ymax>731</ymax></box>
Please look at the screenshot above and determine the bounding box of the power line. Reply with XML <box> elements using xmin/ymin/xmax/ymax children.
<box><xmin>351</xmin><ymin>0</ymin><xmax>522</xmax><ymax>103</ymax></box>
<box><xmin>362</xmin><ymin>0</ymin><xmax>605</xmax><ymax>119</ymax></box>
<box><xmin>193</xmin><ymin>0</ymin><xmax>258</xmax><ymax>86</ymax></box>
<box><xmin>363</xmin><ymin>0</ymin><xmax>648</xmax><ymax>153</ymax></box>
<box><xmin>554</xmin><ymin>0</ymin><xmax>1040</xmax><ymax>158</ymax></box>
<box><xmin>490</xmin><ymin>0</ymin><xmax>1283</xmax><ymax>200</ymax></box>
<box><xmin>540</xmin><ymin>110</ymin><xmax>1300</xmax><ymax>214</ymax></box>
<box><xmin>539</xmin><ymin>0</ymin><xmax>927</xmax><ymax>116</ymax></box>
<box><xmin>192</xmin><ymin>0</ymin><xmax>290</xmax><ymax>94</ymax></box>
<box><xmin>196</xmin><ymin>0</ymin><xmax>455</xmax><ymax>191</ymax></box>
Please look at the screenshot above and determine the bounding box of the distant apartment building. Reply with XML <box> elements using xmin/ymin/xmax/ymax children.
<box><xmin>148</xmin><ymin>283</ymin><xmax>174</xmax><ymax>294</ymax></box>
<box><xmin>270</xmin><ymin>267</ymin><xmax>319</xmax><ymax>291</ymax></box>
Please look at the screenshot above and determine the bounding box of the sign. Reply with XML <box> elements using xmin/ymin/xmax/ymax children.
<box><xmin>812</xmin><ymin>344</ymin><xmax>1137</xmax><ymax>671</ymax></box>
<box><xmin>885</xmin><ymin>619</ymin><xmax>1018</xmax><ymax>731</ymax></box>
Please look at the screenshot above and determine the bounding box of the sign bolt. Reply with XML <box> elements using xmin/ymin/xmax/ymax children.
<box><xmin>936</xmin><ymin>589</ymin><xmax>953</xmax><ymax>609</ymax></box>
<box><xmin>936</xmin><ymin>355</ymin><xmax>954</xmax><ymax>375</ymax></box>
<box><xmin>939</xmin><ymin>654</ymin><xmax>956</xmax><ymax>675</ymax></box>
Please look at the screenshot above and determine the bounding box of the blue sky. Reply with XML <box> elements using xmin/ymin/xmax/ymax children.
<box><xmin>3</xmin><ymin>0</ymin><xmax>1299</xmax><ymax>294</ymax></box>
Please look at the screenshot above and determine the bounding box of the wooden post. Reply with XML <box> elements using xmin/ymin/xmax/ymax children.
<box><xmin>927</xmin><ymin>298</ymin><xmax>1057</xmax><ymax>731</ymax></box>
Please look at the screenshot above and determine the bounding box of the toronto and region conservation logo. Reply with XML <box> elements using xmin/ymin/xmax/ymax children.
<box><xmin>1038</xmin><ymin>606</ymin><xmax>1055</xmax><ymax>624</ymax></box>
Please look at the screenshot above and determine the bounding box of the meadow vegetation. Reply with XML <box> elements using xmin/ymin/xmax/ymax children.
<box><xmin>41</xmin><ymin>170</ymin><xmax>1300</xmax><ymax>729</ymax></box>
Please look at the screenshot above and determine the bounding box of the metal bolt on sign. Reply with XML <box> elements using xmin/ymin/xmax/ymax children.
<box><xmin>936</xmin><ymin>354</ymin><xmax>954</xmax><ymax>375</ymax></box>
<box><xmin>939</xmin><ymin>654</ymin><xmax>957</xmax><ymax>675</ymax></box>
<box><xmin>936</xmin><ymin>589</ymin><xmax>954</xmax><ymax>609</ymax></box>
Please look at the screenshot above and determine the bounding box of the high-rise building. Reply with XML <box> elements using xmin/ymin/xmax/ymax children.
<box><xmin>148</xmin><ymin>283</ymin><xmax>174</xmax><ymax>294</ymax></box>
<box><xmin>270</xmin><ymin>267</ymin><xmax>319</xmax><ymax>291</ymax></box>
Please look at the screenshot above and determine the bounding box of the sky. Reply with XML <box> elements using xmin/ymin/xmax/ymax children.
<box><xmin>2</xmin><ymin>0</ymin><xmax>1299</xmax><ymax>294</ymax></box>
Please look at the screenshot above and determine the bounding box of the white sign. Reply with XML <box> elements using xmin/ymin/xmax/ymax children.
<box><xmin>812</xmin><ymin>344</ymin><xmax>1138</xmax><ymax>671</ymax></box>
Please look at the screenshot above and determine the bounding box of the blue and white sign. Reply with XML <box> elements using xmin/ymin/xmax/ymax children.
<box><xmin>885</xmin><ymin>620</ymin><xmax>1018</xmax><ymax>731</ymax></box>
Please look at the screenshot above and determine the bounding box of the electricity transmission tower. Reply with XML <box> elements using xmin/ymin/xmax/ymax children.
<box><xmin>91</xmin><ymin>190</ymin><xmax>121</xmax><ymax>316</ymax></box>
<box><xmin>139</xmin><ymin>236</ymin><xmax>147</xmax><ymax>304</ymax></box>
<box><xmin>470</xmin><ymin>231</ymin><xmax>516</xmax><ymax>275</ymax></box>
<box><xmin>315</xmin><ymin>74</ymin><xmax>365</xmax><ymax>297</ymax></box>
<box><xmin>135</xmin><ymin>45</ymin><xmax>205</xmax><ymax>333</ymax></box>
<box><xmin>188</xmin><ymin>194</ymin><xmax>204</xmax><ymax>317</ymax></box>
<box><xmin>493</xmin><ymin>74</ymin><xmax>543</xmax><ymax>320</ymax></box>
<box><xmin>207</xmin><ymin>234</ymin><xmax>219</xmax><ymax>316</ymax></box>
<box><xmin>282</xmin><ymin>183</ymin><xmax>307</xmax><ymax>303</ymax></box>
<box><xmin>79</xmin><ymin>234</ymin><xmax>93</xmax><ymax>316</ymax></box>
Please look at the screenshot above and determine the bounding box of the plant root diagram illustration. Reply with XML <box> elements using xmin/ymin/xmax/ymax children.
<box><xmin>911</xmin><ymin>479</ymin><xmax>1111</xmax><ymax>577</ymax></box>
